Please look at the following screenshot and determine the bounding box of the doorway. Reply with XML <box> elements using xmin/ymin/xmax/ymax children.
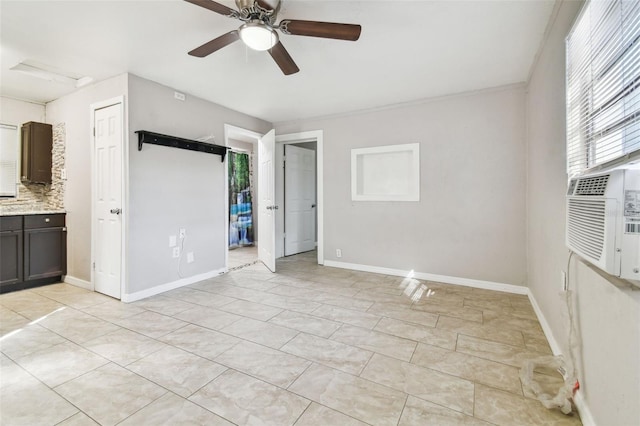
<box><xmin>224</xmin><ymin>125</ymin><xmax>261</xmax><ymax>270</ymax></box>
<box><xmin>275</xmin><ymin>130</ymin><xmax>324</xmax><ymax>265</ymax></box>
<box><xmin>228</xmin><ymin>148</ymin><xmax>256</xmax><ymax>268</ymax></box>
<box><xmin>224</xmin><ymin>127</ymin><xmax>324</xmax><ymax>271</ymax></box>
<box><xmin>284</xmin><ymin>143</ymin><xmax>316</xmax><ymax>256</ymax></box>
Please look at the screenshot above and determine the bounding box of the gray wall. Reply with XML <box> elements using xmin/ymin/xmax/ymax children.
<box><xmin>526</xmin><ymin>1</ymin><xmax>640</xmax><ymax>424</ymax></box>
<box><xmin>276</xmin><ymin>86</ymin><xmax>527</xmax><ymax>286</ymax></box>
<box><xmin>45</xmin><ymin>74</ymin><xmax>129</xmax><ymax>282</ymax></box>
<box><xmin>127</xmin><ymin>75</ymin><xmax>270</xmax><ymax>294</ymax></box>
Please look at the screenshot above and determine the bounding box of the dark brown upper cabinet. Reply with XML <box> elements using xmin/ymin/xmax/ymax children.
<box><xmin>21</xmin><ymin>121</ymin><xmax>52</xmax><ymax>184</ymax></box>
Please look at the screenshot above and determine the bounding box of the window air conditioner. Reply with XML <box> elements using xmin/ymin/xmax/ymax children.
<box><xmin>566</xmin><ymin>163</ymin><xmax>640</xmax><ymax>285</ymax></box>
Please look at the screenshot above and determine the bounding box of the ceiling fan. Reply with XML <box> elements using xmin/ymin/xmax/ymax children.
<box><xmin>184</xmin><ymin>0</ymin><xmax>362</xmax><ymax>75</ymax></box>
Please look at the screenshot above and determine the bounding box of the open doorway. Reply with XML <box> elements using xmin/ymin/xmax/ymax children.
<box><xmin>224</xmin><ymin>125</ymin><xmax>261</xmax><ymax>270</ymax></box>
<box><xmin>224</xmin><ymin>127</ymin><xmax>324</xmax><ymax>271</ymax></box>
<box><xmin>283</xmin><ymin>142</ymin><xmax>316</xmax><ymax>256</ymax></box>
<box><xmin>275</xmin><ymin>131</ymin><xmax>324</xmax><ymax>265</ymax></box>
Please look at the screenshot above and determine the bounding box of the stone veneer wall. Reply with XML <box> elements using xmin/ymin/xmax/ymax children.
<box><xmin>0</xmin><ymin>123</ymin><xmax>65</xmax><ymax>213</ymax></box>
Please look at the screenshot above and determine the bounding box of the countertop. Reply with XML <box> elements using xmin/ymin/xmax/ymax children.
<box><xmin>0</xmin><ymin>209</ymin><xmax>66</xmax><ymax>217</ymax></box>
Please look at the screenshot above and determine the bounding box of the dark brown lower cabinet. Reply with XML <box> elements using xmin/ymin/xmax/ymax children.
<box><xmin>0</xmin><ymin>213</ymin><xmax>66</xmax><ymax>294</ymax></box>
<box><xmin>1</xmin><ymin>230</ymin><xmax>23</xmax><ymax>287</ymax></box>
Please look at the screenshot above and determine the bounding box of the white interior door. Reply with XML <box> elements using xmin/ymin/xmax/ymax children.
<box><xmin>258</xmin><ymin>129</ymin><xmax>276</xmax><ymax>272</ymax></box>
<box><xmin>285</xmin><ymin>145</ymin><xmax>316</xmax><ymax>255</ymax></box>
<box><xmin>94</xmin><ymin>103</ymin><xmax>122</xmax><ymax>298</ymax></box>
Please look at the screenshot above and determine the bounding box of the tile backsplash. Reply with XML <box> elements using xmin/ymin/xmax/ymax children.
<box><xmin>0</xmin><ymin>123</ymin><xmax>65</xmax><ymax>214</ymax></box>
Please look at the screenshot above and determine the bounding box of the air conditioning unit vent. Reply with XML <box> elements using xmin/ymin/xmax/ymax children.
<box><xmin>567</xmin><ymin>198</ymin><xmax>606</xmax><ymax>259</ymax></box>
<box><xmin>566</xmin><ymin>164</ymin><xmax>640</xmax><ymax>285</ymax></box>
<box><xmin>574</xmin><ymin>174</ymin><xmax>610</xmax><ymax>195</ymax></box>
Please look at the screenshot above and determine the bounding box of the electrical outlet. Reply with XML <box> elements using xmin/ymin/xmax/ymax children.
<box><xmin>336</xmin><ymin>249</ymin><xmax>342</xmax><ymax>258</ymax></box>
<box><xmin>60</xmin><ymin>168</ymin><xmax>67</xmax><ymax>180</ymax></box>
<box><xmin>174</xmin><ymin>91</ymin><xmax>186</xmax><ymax>101</ymax></box>
<box><xmin>169</xmin><ymin>235</ymin><xmax>177</xmax><ymax>247</ymax></box>
<box><xmin>187</xmin><ymin>252</ymin><xmax>194</xmax><ymax>263</ymax></box>
<box><xmin>179</xmin><ymin>228</ymin><xmax>186</xmax><ymax>239</ymax></box>
<box><xmin>561</xmin><ymin>271</ymin><xmax>567</xmax><ymax>291</ymax></box>
<box><xmin>172</xmin><ymin>247</ymin><xmax>180</xmax><ymax>258</ymax></box>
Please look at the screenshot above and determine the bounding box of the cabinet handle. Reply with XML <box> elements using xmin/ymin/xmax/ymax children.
<box><xmin>45</xmin><ymin>218</ymin><xmax>50</xmax><ymax>223</ymax></box>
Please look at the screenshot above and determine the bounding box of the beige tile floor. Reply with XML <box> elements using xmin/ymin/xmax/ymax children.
<box><xmin>228</xmin><ymin>245</ymin><xmax>259</xmax><ymax>270</ymax></box>
<box><xmin>0</xmin><ymin>251</ymin><xmax>582</xmax><ymax>426</ymax></box>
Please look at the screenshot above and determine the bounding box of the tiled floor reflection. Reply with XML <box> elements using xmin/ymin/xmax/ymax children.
<box><xmin>0</xmin><ymin>251</ymin><xmax>581</xmax><ymax>425</ymax></box>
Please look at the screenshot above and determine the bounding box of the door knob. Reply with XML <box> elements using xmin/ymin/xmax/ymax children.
<box><xmin>110</xmin><ymin>208</ymin><xmax>121</xmax><ymax>215</ymax></box>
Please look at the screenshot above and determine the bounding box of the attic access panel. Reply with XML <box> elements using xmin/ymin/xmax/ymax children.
<box><xmin>136</xmin><ymin>130</ymin><xmax>228</xmax><ymax>162</ymax></box>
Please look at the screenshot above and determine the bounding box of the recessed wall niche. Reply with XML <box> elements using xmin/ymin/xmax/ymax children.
<box><xmin>351</xmin><ymin>143</ymin><xmax>420</xmax><ymax>202</ymax></box>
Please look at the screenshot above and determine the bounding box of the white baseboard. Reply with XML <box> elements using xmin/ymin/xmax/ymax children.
<box><xmin>63</xmin><ymin>275</ymin><xmax>93</xmax><ymax>291</ymax></box>
<box><xmin>573</xmin><ymin>390</ymin><xmax>596</xmax><ymax>426</ymax></box>
<box><xmin>527</xmin><ymin>291</ymin><xmax>596</xmax><ymax>426</ymax></box>
<box><xmin>526</xmin><ymin>290</ymin><xmax>563</xmax><ymax>355</ymax></box>
<box><xmin>323</xmin><ymin>260</ymin><xmax>527</xmax><ymax>295</ymax></box>
<box><xmin>121</xmin><ymin>268</ymin><xmax>226</xmax><ymax>303</ymax></box>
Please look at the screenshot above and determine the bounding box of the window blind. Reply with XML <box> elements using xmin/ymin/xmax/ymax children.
<box><xmin>566</xmin><ymin>0</ymin><xmax>640</xmax><ymax>176</ymax></box>
<box><xmin>0</xmin><ymin>124</ymin><xmax>18</xmax><ymax>197</ymax></box>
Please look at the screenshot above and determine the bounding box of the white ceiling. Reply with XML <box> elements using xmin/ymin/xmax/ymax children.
<box><xmin>0</xmin><ymin>0</ymin><xmax>555</xmax><ymax>123</ymax></box>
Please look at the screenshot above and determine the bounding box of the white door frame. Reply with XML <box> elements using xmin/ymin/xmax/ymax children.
<box><xmin>90</xmin><ymin>95</ymin><xmax>128</xmax><ymax>297</ymax></box>
<box><xmin>284</xmin><ymin>144</ymin><xmax>316</xmax><ymax>256</ymax></box>
<box><xmin>276</xmin><ymin>130</ymin><xmax>324</xmax><ymax>265</ymax></box>
<box><xmin>223</xmin><ymin>124</ymin><xmax>262</xmax><ymax>270</ymax></box>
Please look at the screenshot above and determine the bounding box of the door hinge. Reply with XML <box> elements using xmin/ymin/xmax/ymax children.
<box><xmin>93</xmin><ymin>262</ymin><xmax>95</xmax><ymax>270</ymax></box>
<box><xmin>283</xmin><ymin>233</ymin><xmax>286</xmax><ymax>239</ymax></box>
<box><xmin>93</xmin><ymin>127</ymin><xmax>95</xmax><ymax>137</ymax></box>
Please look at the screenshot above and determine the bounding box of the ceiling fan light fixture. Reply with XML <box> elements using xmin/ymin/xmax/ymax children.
<box><xmin>239</xmin><ymin>21</ymin><xmax>278</xmax><ymax>51</ymax></box>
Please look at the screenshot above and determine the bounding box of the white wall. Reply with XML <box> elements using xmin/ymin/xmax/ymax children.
<box><xmin>276</xmin><ymin>86</ymin><xmax>527</xmax><ymax>286</ymax></box>
<box><xmin>0</xmin><ymin>97</ymin><xmax>46</xmax><ymax>200</ymax></box>
<box><xmin>0</xmin><ymin>97</ymin><xmax>45</xmax><ymax>126</ymax></box>
<box><xmin>127</xmin><ymin>74</ymin><xmax>270</xmax><ymax>295</ymax></box>
<box><xmin>45</xmin><ymin>74</ymin><xmax>129</xmax><ymax>283</ymax></box>
<box><xmin>526</xmin><ymin>1</ymin><xmax>640</xmax><ymax>424</ymax></box>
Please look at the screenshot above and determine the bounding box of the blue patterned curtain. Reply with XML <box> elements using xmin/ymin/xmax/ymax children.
<box><xmin>229</xmin><ymin>151</ymin><xmax>254</xmax><ymax>248</ymax></box>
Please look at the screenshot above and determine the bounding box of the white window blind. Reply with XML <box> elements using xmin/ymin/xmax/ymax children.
<box><xmin>566</xmin><ymin>0</ymin><xmax>640</xmax><ymax>176</ymax></box>
<box><xmin>0</xmin><ymin>124</ymin><xmax>18</xmax><ymax>197</ymax></box>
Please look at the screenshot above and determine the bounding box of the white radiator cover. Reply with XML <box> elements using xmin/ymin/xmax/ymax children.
<box><xmin>566</xmin><ymin>163</ymin><xmax>640</xmax><ymax>285</ymax></box>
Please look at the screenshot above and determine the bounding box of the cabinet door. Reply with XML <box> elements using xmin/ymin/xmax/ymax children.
<box><xmin>0</xmin><ymin>230</ymin><xmax>23</xmax><ymax>287</ymax></box>
<box><xmin>21</xmin><ymin>122</ymin><xmax>52</xmax><ymax>184</ymax></box>
<box><xmin>24</xmin><ymin>227</ymin><xmax>67</xmax><ymax>281</ymax></box>
<box><xmin>21</xmin><ymin>124</ymin><xmax>30</xmax><ymax>181</ymax></box>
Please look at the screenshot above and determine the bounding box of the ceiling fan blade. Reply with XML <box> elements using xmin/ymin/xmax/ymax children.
<box><xmin>184</xmin><ymin>0</ymin><xmax>236</xmax><ymax>16</ymax></box>
<box><xmin>279</xmin><ymin>20</ymin><xmax>361</xmax><ymax>41</ymax></box>
<box><xmin>268</xmin><ymin>42</ymin><xmax>299</xmax><ymax>75</ymax></box>
<box><xmin>188</xmin><ymin>31</ymin><xmax>240</xmax><ymax>57</ymax></box>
